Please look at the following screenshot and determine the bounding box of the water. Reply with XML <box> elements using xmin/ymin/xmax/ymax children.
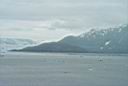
<box><xmin>0</xmin><ymin>52</ymin><xmax>128</xmax><ymax>86</ymax></box>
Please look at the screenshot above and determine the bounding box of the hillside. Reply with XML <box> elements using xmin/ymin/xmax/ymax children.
<box><xmin>14</xmin><ymin>42</ymin><xmax>87</xmax><ymax>53</ymax></box>
<box><xmin>60</xmin><ymin>25</ymin><xmax>128</xmax><ymax>53</ymax></box>
<box><xmin>14</xmin><ymin>25</ymin><xmax>128</xmax><ymax>53</ymax></box>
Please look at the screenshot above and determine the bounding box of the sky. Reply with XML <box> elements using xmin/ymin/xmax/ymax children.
<box><xmin>0</xmin><ymin>0</ymin><xmax>128</xmax><ymax>42</ymax></box>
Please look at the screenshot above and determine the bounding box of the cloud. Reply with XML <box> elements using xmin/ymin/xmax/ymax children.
<box><xmin>39</xmin><ymin>19</ymin><xmax>85</xmax><ymax>30</ymax></box>
<box><xmin>0</xmin><ymin>19</ymin><xmax>48</xmax><ymax>31</ymax></box>
<box><xmin>0</xmin><ymin>0</ymin><xmax>127</xmax><ymax>31</ymax></box>
<box><xmin>0</xmin><ymin>0</ymin><xmax>127</xmax><ymax>41</ymax></box>
<box><xmin>0</xmin><ymin>17</ymin><xmax>127</xmax><ymax>33</ymax></box>
<box><xmin>0</xmin><ymin>0</ymin><xmax>127</xmax><ymax>20</ymax></box>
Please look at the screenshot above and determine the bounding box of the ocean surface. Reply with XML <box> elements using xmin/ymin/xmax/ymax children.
<box><xmin>0</xmin><ymin>52</ymin><xmax>128</xmax><ymax>86</ymax></box>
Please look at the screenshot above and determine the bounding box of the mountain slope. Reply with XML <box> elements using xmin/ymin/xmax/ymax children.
<box><xmin>15</xmin><ymin>25</ymin><xmax>128</xmax><ymax>53</ymax></box>
<box><xmin>60</xmin><ymin>25</ymin><xmax>128</xmax><ymax>53</ymax></box>
<box><xmin>14</xmin><ymin>42</ymin><xmax>87</xmax><ymax>53</ymax></box>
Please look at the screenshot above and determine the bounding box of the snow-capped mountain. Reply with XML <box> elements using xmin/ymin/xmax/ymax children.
<box><xmin>0</xmin><ymin>38</ymin><xmax>37</xmax><ymax>51</ymax></box>
<box><xmin>14</xmin><ymin>24</ymin><xmax>128</xmax><ymax>53</ymax></box>
<box><xmin>60</xmin><ymin>25</ymin><xmax>128</xmax><ymax>53</ymax></box>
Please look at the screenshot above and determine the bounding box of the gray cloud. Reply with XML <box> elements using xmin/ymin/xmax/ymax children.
<box><xmin>0</xmin><ymin>0</ymin><xmax>127</xmax><ymax>20</ymax></box>
<box><xmin>0</xmin><ymin>0</ymin><xmax>127</xmax><ymax>41</ymax></box>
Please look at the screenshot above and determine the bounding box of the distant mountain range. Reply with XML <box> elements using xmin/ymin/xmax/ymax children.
<box><xmin>12</xmin><ymin>25</ymin><xmax>128</xmax><ymax>53</ymax></box>
<box><xmin>0</xmin><ymin>38</ymin><xmax>36</xmax><ymax>51</ymax></box>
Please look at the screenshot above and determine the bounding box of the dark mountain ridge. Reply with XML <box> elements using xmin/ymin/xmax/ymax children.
<box><xmin>14</xmin><ymin>42</ymin><xmax>87</xmax><ymax>53</ymax></box>
<box><xmin>13</xmin><ymin>25</ymin><xmax>128</xmax><ymax>53</ymax></box>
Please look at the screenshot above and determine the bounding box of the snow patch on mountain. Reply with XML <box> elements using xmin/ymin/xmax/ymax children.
<box><xmin>105</xmin><ymin>41</ymin><xmax>111</xmax><ymax>46</ymax></box>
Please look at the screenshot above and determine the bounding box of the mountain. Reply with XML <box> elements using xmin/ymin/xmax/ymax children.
<box><xmin>13</xmin><ymin>42</ymin><xmax>87</xmax><ymax>53</ymax></box>
<box><xmin>14</xmin><ymin>24</ymin><xmax>128</xmax><ymax>53</ymax></box>
<box><xmin>60</xmin><ymin>25</ymin><xmax>128</xmax><ymax>53</ymax></box>
<box><xmin>0</xmin><ymin>38</ymin><xmax>36</xmax><ymax>51</ymax></box>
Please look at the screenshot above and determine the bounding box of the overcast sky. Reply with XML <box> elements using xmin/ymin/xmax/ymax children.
<box><xmin>0</xmin><ymin>0</ymin><xmax>128</xmax><ymax>41</ymax></box>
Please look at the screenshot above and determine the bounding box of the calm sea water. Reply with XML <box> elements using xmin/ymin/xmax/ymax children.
<box><xmin>0</xmin><ymin>52</ymin><xmax>128</xmax><ymax>86</ymax></box>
